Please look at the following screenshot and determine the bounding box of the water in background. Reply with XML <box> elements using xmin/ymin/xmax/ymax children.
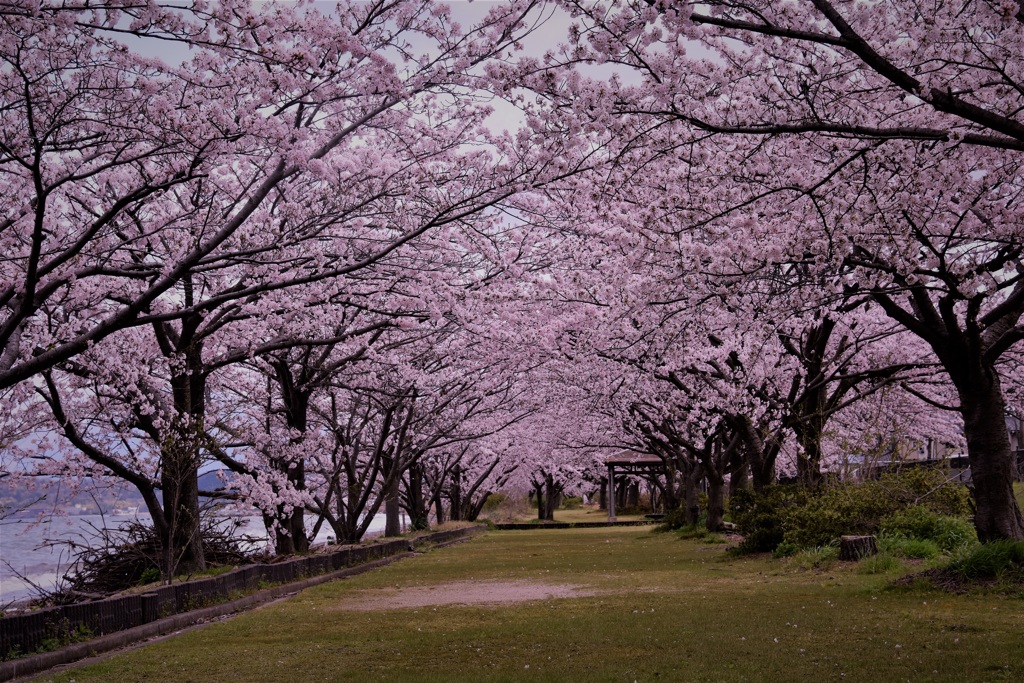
<box><xmin>0</xmin><ymin>512</ymin><xmax>388</xmax><ymax>604</ymax></box>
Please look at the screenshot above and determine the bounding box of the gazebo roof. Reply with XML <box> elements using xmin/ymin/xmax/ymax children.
<box><xmin>604</xmin><ymin>453</ymin><xmax>664</xmax><ymax>467</ymax></box>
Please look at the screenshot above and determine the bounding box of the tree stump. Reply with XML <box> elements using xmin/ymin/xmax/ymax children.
<box><xmin>839</xmin><ymin>535</ymin><xmax>878</xmax><ymax>561</ymax></box>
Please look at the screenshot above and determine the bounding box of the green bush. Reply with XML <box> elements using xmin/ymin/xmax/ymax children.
<box><xmin>561</xmin><ymin>496</ymin><xmax>583</xmax><ymax>510</ymax></box>
<box><xmin>481</xmin><ymin>493</ymin><xmax>507</xmax><ymax>512</ymax></box>
<box><xmin>880</xmin><ymin>506</ymin><xmax>977</xmax><ymax>551</ymax></box>
<box><xmin>658</xmin><ymin>506</ymin><xmax>695</xmax><ymax>531</ymax></box>
<box><xmin>137</xmin><ymin>567</ymin><xmax>161</xmax><ymax>585</ymax></box>
<box><xmin>730</xmin><ymin>485</ymin><xmax>812</xmax><ymax>553</ymax></box>
<box><xmin>879</xmin><ymin>535</ymin><xmax>940</xmax><ymax>559</ymax></box>
<box><xmin>731</xmin><ymin>468</ymin><xmax>973</xmax><ymax>553</ymax></box>
<box><xmin>947</xmin><ymin>540</ymin><xmax>1024</xmax><ymax>580</ymax></box>
<box><xmin>772</xmin><ymin>540</ymin><xmax>800</xmax><ymax>558</ymax></box>
<box><xmin>875</xmin><ymin>467</ymin><xmax>971</xmax><ymax>516</ymax></box>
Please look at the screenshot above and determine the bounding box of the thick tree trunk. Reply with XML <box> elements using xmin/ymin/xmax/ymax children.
<box><xmin>734</xmin><ymin>415</ymin><xmax>778</xmax><ymax>492</ymax></box>
<box><xmin>385</xmin><ymin>486</ymin><xmax>402</xmax><ymax>536</ymax></box>
<box><xmin>544</xmin><ymin>472</ymin><xmax>557</xmax><ymax>520</ymax></box>
<box><xmin>794</xmin><ymin>416</ymin><xmax>825</xmax><ymax>488</ymax></box>
<box><xmin>161</xmin><ymin>322</ymin><xmax>207</xmax><ymax>576</ymax></box>
<box><xmin>615</xmin><ymin>479</ymin><xmax>628</xmax><ymax>508</ymax></box>
<box><xmin>683</xmin><ymin>466</ymin><xmax>702</xmax><ymax>527</ymax></box>
<box><xmin>434</xmin><ymin>496</ymin><xmax>446</xmax><ymax>525</ymax></box>
<box><xmin>706</xmin><ymin>475</ymin><xmax>725</xmax><ymax>532</ymax></box>
<box><xmin>956</xmin><ymin>372</ymin><xmax>1024</xmax><ymax>541</ymax></box>
<box><xmin>161</xmin><ymin>454</ymin><xmax>204</xmax><ymax>576</ymax></box>
<box><xmin>598</xmin><ymin>476</ymin><xmax>608</xmax><ymax>510</ymax></box>
<box><xmin>625</xmin><ymin>480</ymin><xmax>640</xmax><ymax>508</ymax></box>
<box><xmin>534</xmin><ymin>482</ymin><xmax>545</xmax><ymax>521</ymax></box>
<box><xmin>449</xmin><ymin>465</ymin><xmax>464</xmax><ymax>522</ymax></box>
<box><xmin>729</xmin><ymin>460</ymin><xmax>750</xmax><ymax>498</ymax></box>
<box><xmin>406</xmin><ymin>464</ymin><xmax>430</xmax><ymax>530</ymax></box>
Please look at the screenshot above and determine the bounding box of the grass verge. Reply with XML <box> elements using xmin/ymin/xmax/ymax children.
<box><xmin>32</xmin><ymin>527</ymin><xmax>1024</xmax><ymax>683</ymax></box>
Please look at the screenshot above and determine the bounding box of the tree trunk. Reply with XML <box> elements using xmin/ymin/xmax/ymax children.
<box><xmin>535</xmin><ymin>481</ymin><xmax>546</xmax><ymax>521</ymax></box>
<box><xmin>405</xmin><ymin>463</ymin><xmax>430</xmax><ymax>530</ymax></box>
<box><xmin>839</xmin><ymin>535</ymin><xmax>877</xmax><ymax>561</ymax></box>
<box><xmin>734</xmin><ymin>415</ymin><xmax>779</xmax><ymax>492</ymax></box>
<box><xmin>956</xmin><ymin>371</ymin><xmax>1024</xmax><ymax>541</ymax></box>
<box><xmin>544</xmin><ymin>472</ymin><xmax>557</xmax><ymax>520</ymax></box>
<box><xmin>161</xmin><ymin>446</ymin><xmax>204</xmax><ymax>576</ymax></box>
<box><xmin>449</xmin><ymin>464</ymin><xmax>464</xmax><ymax>522</ymax></box>
<box><xmin>434</xmin><ymin>495</ymin><xmax>446</xmax><ymax>526</ymax></box>
<box><xmin>729</xmin><ymin>459</ymin><xmax>750</xmax><ymax>498</ymax></box>
<box><xmin>683</xmin><ymin>466</ymin><xmax>702</xmax><ymax>527</ymax></box>
<box><xmin>706</xmin><ymin>475</ymin><xmax>725</xmax><ymax>532</ymax></box>
<box><xmin>625</xmin><ymin>480</ymin><xmax>640</xmax><ymax>508</ymax></box>
<box><xmin>794</xmin><ymin>416</ymin><xmax>825</xmax><ymax>488</ymax></box>
<box><xmin>385</xmin><ymin>485</ymin><xmax>402</xmax><ymax>536</ymax></box>
<box><xmin>615</xmin><ymin>479</ymin><xmax>628</xmax><ymax>508</ymax></box>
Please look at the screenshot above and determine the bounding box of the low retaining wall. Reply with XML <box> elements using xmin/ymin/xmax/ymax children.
<box><xmin>0</xmin><ymin>525</ymin><xmax>481</xmax><ymax>677</ymax></box>
<box><xmin>494</xmin><ymin>520</ymin><xmax>656</xmax><ymax>530</ymax></box>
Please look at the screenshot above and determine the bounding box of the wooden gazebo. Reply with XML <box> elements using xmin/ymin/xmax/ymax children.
<box><xmin>604</xmin><ymin>453</ymin><xmax>666</xmax><ymax>522</ymax></box>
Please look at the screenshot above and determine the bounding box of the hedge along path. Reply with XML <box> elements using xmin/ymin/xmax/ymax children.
<box><xmin>28</xmin><ymin>527</ymin><xmax>1024</xmax><ymax>683</ymax></box>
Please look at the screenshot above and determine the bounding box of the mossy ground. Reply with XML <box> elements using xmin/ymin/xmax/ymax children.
<box><xmin>35</xmin><ymin>527</ymin><xmax>1024</xmax><ymax>683</ymax></box>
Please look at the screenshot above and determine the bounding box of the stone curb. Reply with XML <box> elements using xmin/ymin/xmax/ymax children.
<box><xmin>1</xmin><ymin>526</ymin><xmax>483</xmax><ymax>682</ymax></box>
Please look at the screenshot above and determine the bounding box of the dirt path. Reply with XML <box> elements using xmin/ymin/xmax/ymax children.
<box><xmin>333</xmin><ymin>580</ymin><xmax>597</xmax><ymax>611</ymax></box>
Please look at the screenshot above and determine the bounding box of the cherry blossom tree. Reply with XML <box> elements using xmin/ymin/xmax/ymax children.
<box><xmin>0</xmin><ymin>0</ymin><xmax>547</xmax><ymax>390</ymax></box>
<box><xmin>6</xmin><ymin>0</ymin><xmax>591</xmax><ymax>569</ymax></box>
<box><xmin>541</xmin><ymin>0</ymin><xmax>1024</xmax><ymax>539</ymax></box>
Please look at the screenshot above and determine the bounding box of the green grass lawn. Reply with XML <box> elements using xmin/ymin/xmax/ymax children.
<box><xmin>35</xmin><ymin>527</ymin><xmax>1024</xmax><ymax>683</ymax></box>
<box><xmin>516</xmin><ymin>505</ymin><xmax>647</xmax><ymax>524</ymax></box>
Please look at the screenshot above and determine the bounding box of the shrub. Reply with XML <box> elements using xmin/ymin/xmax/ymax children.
<box><xmin>781</xmin><ymin>486</ymin><xmax>886</xmax><ymax>548</ymax></box>
<box><xmin>561</xmin><ymin>496</ymin><xmax>583</xmax><ymax>510</ymax></box>
<box><xmin>879</xmin><ymin>535</ymin><xmax>940</xmax><ymax>559</ymax></box>
<box><xmin>875</xmin><ymin>467</ymin><xmax>971</xmax><ymax>516</ymax></box>
<box><xmin>772</xmin><ymin>540</ymin><xmax>800</xmax><ymax>558</ymax></box>
<box><xmin>930</xmin><ymin>516</ymin><xmax>979</xmax><ymax>551</ymax></box>
<box><xmin>731</xmin><ymin>468</ymin><xmax>973</xmax><ymax>553</ymax></box>
<box><xmin>658</xmin><ymin>506</ymin><xmax>695</xmax><ymax>532</ymax></box>
<box><xmin>137</xmin><ymin>567</ymin><xmax>161</xmax><ymax>586</ymax></box>
<box><xmin>947</xmin><ymin>540</ymin><xmax>1024</xmax><ymax>580</ymax></box>
<box><xmin>481</xmin><ymin>493</ymin><xmax>507</xmax><ymax>512</ymax></box>
<box><xmin>730</xmin><ymin>485</ymin><xmax>812</xmax><ymax>553</ymax></box>
<box><xmin>880</xmin><ymin>506</ymin><xmax>977</xmax><ymax>551</ymax></box>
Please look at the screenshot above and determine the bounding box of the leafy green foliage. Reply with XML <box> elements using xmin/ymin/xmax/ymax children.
<box><xmin>731</xmin><ymin>468</ymin><xmax>972</xmax><ymax>553</ymax></box>
<box><xmin>657</xmin><ymin>506</ymin><xmax>693</xmax><ymax>531</ymax></box>
<box><xmin>878</xmin><ymin>535</ymin><xmax>940</xmax><ymax>559</ymax></box>
<box><xmin>792</xmin><ymin>545</ymin><xmax>839</xmax><ymax>570</ymax></box>
<box><xmin>730</xmin><ymin>485</ymin><xmax>812</xmax><ymax>552</ymax></box>
<box><xmin>771</xmin><ymin>540</ymin><xmax>800</xmax><ymax>558</ymax></box>
<box><xmin>137</xmin><ymin>567</ymin><xmax>161</xmax><ymax>585</ymax></box>
<box><xmin>879</xmin><ymin>506</ymin><xmax>977</xmax><ymax>551</ymax></box>
<box><xmin>857</xmin><ymin>552</ymin><xmax>903</xmax><ymax>574</ymax></box>
<box><xmin>560</xmin><ymin>496</ymin><xmax>583</xmax><ymax>510</ymax></box>
<box><xmin>481</xmin><ymin>493</ymin><xmax>507</xmax><ymax>512</ymax></box>
<box><xmin>947</xmin><ymin>540</ymin><xmax>1024</xmax><ymax>580</ymax></box>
